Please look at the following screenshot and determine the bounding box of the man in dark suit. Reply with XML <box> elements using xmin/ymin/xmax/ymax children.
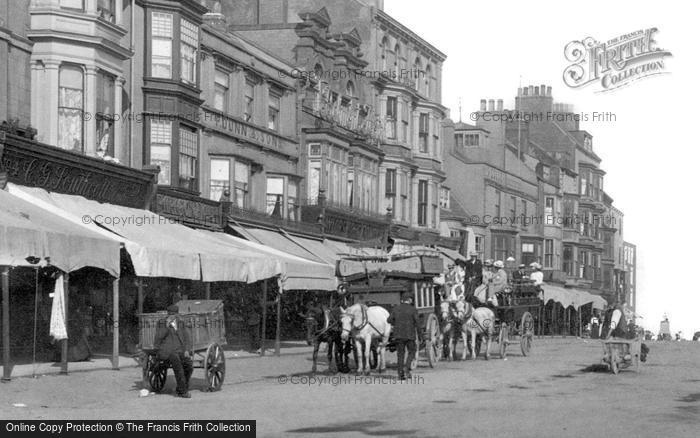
<box><xmin>512</xmin><ymin>264</ymin><xmax>527</xmax><ymax>281</ymax></box>
<box><xmin>388</xmin><ymin>292</ymin><xmax>422</xmax><ymax>380</ymax></box>
<box><xmin>464</xmin><ymin>251</ymin><xmax>483</xmax><ymax>297</ymax></box>
<box><xmin>154</xmin><ymin>305</ymin><xmax>193</xmax><ymax>398</ymax></box>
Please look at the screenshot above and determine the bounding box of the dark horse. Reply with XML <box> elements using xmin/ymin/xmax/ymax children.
<box><xmin>305</xmin><ymin>306</ymin><xmax>352</xmax><ymax>374</ymax></box>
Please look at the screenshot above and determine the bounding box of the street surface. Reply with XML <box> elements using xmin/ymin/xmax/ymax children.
<box><xmin>1</xmin><ymin>339</ymin><xmax>699</xmax><ymax>437</ymax></box>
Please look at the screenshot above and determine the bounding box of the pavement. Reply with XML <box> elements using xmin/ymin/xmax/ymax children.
<box><xmin>1</xmin><ymin>338</ymin><xmax>699</xmax><ymax>437</ymax></box>
<box><xmin>4</xmin><ymin>341</ymin><xmax>312</xmax><ymax>378</ymax></box>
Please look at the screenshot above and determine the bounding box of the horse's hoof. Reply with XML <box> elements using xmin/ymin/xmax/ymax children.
<box><xmin>377</xmin><ymin>368</ymin><xmax>384</xmax><ymax>374</ymax></box>
<box><xmin>485</xmin><ymin>355</ymin><xmax>490</xmax><ymax>361</ymax></box>
<box><xmin>364</xmin><ymin>371</ymin><xmax>370</xmax><ymax>377</ymax></box>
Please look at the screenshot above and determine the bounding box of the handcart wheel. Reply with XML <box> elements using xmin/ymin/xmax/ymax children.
<box><xmin>204</xmin><ymin>343</ymin><xmax>226</xmax><ymax>391</ymax></box>
<box><xmin>144</xmin><ymin>353</ymin><xmax>167</xmax><ymax>393</ymax></box>
<box><xmin>610</xmin><ymin>349</ymin><xmax>620</xmax><ymax>374</ymax></box>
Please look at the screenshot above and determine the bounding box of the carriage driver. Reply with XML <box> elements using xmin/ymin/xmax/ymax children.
<box><xmin>154</xmin><ymin>305</ymin><xmax>194</xmax><ymax>398</ymax></box>
<box><xmin>387</xmin><ymin>291</ymin><xmax>423</xmax><ymax>380</ymax></box>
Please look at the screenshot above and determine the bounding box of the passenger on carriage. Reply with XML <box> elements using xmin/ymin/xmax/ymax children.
<box><xmin>512</xmin><ymin>264</ymin><xmax>527</xmax><ymax>281</ymax></box>
<box><xmin>464</xmin><ymin>251</ymin><xmax>483</xmax><ymax>297</ymax></box>
<box><xmin>488</xmin><ymin>260</ymin><xmax>508</xmax><ymax>307</ymax></box>
<box><xmin>529</xmin><ymin>262</ymin><xmax>544</xmax><ymax>300</ymax></box>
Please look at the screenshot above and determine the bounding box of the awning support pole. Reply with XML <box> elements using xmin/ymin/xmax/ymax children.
<box><xmin>61</xmin><ymin>273</ymin><xmax>69</xmax><ymax>375</ymax></box>
<box><xmin>205</xmin><ymin>283</ymin><xmax>211</xmax><ymax>300</ymax></box>
<box><xmin>2</xmin><ymin>267</ymin><xmax>11</xmax><ymax>381</ymax></box>
<box><xmin>112</xmin><ymin>277</ymin><xmax>119</xmax><ymax>370</ymax></box>
<box><xmin>260</xmin><ymin>280</ymin><xmax>267</xmax><ymax>357</ymax></box>
<box><xmin>275</xmin><ymin>290</ymin><xmax>282</xmax><ymax>357</ymax></box>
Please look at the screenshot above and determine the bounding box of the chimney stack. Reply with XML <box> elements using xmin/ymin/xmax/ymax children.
<box><xmin>480</xmin><ymin>99</ymin><xmax>487</xmax><ymax>111</ymax></box>
<box><xmin>488</xmin><ymin>99</ymin><xmax>495</xmax><ymax>111</ymax></box>
<box><xmin>497</xmin><ymin>99</ymin><xmax>503</xmax><ymax>111</ymax></box>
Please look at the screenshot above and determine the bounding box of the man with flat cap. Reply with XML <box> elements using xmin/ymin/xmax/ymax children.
<box><xmin>388</xmin><ymin>291</ymin><xmax>422</xmax><ymax>380</ymax></box>
<box><xmin>154</xmin><ymin>304</ymin><xmax>193</xmax><ymax>398</ymax></box>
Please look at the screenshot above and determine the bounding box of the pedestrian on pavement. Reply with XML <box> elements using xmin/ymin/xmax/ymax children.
<box><xmin>388</xmin><ymin>291</ymin><xmax>422</xmax><ymax>380</ymax></box>
<box><xmin>247</xmin><ymin>302</ymin><xmax>262</xmax><ymax>354</ymax></box>
<box><xmin>153</xmin><ymin>305</ymin><xmax>193</xmax><ymax>398</ymax></box>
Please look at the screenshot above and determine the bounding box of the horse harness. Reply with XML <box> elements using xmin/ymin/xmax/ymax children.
<box><xmin>342</xmin><ymin>304</ymin><xmax>384</xmax><ymax>337</ymax></box>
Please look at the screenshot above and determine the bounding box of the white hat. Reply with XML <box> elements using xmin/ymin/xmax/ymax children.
<box><xmin>494</xmin><ymin>260</ymin><xmax>504</xmax><ymax>268</ymax></box>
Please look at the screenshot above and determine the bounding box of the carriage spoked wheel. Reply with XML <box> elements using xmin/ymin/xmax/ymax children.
<box><xmin>204</xmin><ymin>343</ymin><xmax>226</xmax><ymax>391</ymax></box>
<box><xmin>498</xmin><ymin>323</ymin><xmax>508</xmax><ymax>360</ymax></box>
<box><xmin>426</xmin><ymin>313</ymin><xmax>441</xmax><ymax>368</ymax></box>
<box><xmin>143</xmin><ymin>353</ymin><xmax>167</xmax><ymax>393</ymax></box>
<box><xmin>520</xmin><ymin>312</ymin><xmax>534</xmax><ymax>357</ymax></box>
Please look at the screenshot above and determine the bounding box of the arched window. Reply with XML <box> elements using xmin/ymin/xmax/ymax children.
<box><xmin>394</xmin><ymin>44</ymin><xmax>401</xmax><ymax>79</ymax></box>
<box><xmin>425</xmin><ymin>64</ymin><xmax>432</xmax><ymax>99</ymax></box>
<box><xmin>380</xmin><ymin>37</ymin><xmax>388</xmax><ymax>72</ymax></box>
<box><xmin>346</xmin><ymin>80</ymin><xmax>355</xmax><ymax>98</ymax></box>
<box><xmin>58</xmin><ymin>64</ymin><xmax>84</xmax><ymax>152</ymax></box>
<box><xmin>313</xmin><ymin>63</ymin><xmax>324</xmax><ymax>83</ymax></box>
<box><xmin>413</xmin><ymin>57</ymin><xmax>422</xmax><ymax>91</ymax></box>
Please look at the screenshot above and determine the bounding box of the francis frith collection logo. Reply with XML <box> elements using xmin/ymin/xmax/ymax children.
<box><xmin>563</xmin><ymin>28</ymin><xmax>672</xmax><ymax>92</ymax></box>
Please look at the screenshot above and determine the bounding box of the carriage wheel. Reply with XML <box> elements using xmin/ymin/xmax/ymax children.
<box><xmin>498</xmin><ymin>323</ymin><xmax>508</xmax><ymax>360</ymax></box>
<box><xmin>520</xmin><ymin>312</ymin><xmax>534</xmax><ymax>357</ymax></box>
<box><xmin>610</xmin><ymin>349</ymin><xmax>620</xmax><ymax>374</ymax></box>
<box><xmin>204</xmin><ymin>343</ymin><xmax>226</xmax><ymax>391</ymax></box>
<box><xmin>426</xmin><ymin>313</ymin><xmax>441</xmax><ymax>368</ymax></box>
<box><xmin>143</xmin><ymin>354</ymin><xmax>167</xmax><ymax>393</ymax></box>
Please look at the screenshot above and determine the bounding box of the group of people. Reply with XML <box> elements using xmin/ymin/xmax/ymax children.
<box><xmin>446</xmin><ymin>251</ymin><xmax>544</xmax><ymax>307</ymax></box>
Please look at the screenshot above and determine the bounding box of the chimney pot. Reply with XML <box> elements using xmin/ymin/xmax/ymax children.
<box><xmin>540</xmin><ymin>84</ymin><xmax>546</xmax><ymax>95</ymax></box>
<box><xmin>517</xmin><ymin>87</ymin><xmax>522</xmax><ymax>96</ymax></box>
<box><xmin>523</xmin><ymin>87</ymin><xmax>529</xmax><ymax>96</ymax></box>
<box><xmin>534</xmin><ymin>87</ymin><xmax>540</xmax><ymax>96</ymax></box>
<box><xmin>488</xmin><ymin>99</ymin><xmax>495</xmax><ymax>111</ymax></box>
<box><xmin>497</xmin><ymin>99</ymin><xmax>503</xmax><ymax>111</ymax></box>
<box><xmin>480</xmin><ymin>99</ymin><xmax>487</xmax><ymax>111</ymax></box>
<box><xmin>528</xmin><ymin>85</ymin><xmax>534</xmax><ymax>95</ymax></box>
<box><xmin>546</xmin><ymin>86</ymin><xmax>552</xmax><ymax>96</ymax></box>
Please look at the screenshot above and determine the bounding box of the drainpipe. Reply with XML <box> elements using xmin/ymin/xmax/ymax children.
<box><xmin>129</xmin><ymin>0</ymin><xmax>135</xmax><ymax>168</ymax></box>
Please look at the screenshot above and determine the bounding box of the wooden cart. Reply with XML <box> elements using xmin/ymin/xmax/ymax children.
<box><xmin>491</xmin><ymin>281</ymin><xmax>540</xmax><ymax>359</ymax></box>
<box><xmin>601</xmin><ymin>338</ymin><xmax>641</xmax><ymax>374</ymax></box>
<box><xmin>337</xmin><ymin>250</ymin><xmax>444</xmax><ymax>369</ymax></box>
<box><xmin>139</xmin><ymin>300</ymin><xmax>227</xmax><ymax>392</ymax></box>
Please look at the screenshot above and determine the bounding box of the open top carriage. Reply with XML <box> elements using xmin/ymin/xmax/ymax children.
<box><xmin>139</xmin><ymin>300</ymin><xmax>227</xmax><ymax>392</ymax></box>
<box><xmin>336</xmin><ymin>250</ymin><xmax>444</xmax><ymax>368</ymax></box>
<box><xmin>489</xmin><ymin>279</ymin><xmax>541</xmax><ymax>358</ymax></box>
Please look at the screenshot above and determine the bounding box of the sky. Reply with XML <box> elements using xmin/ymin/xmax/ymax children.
<box><xmin>385</xmin><ymin>0</ymin><xmax>700</xmax><ymax>338</ymax></box>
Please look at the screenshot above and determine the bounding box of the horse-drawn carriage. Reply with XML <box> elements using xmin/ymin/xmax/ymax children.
<box><xmin>336</xmin><ymin>250</ymin><xmax>445</xmax><ymax>370</ymax></box>
<box><xmin>139</xmin><ymin>300</ymin><xmax>227</xmax><ymax>392</ymax></box>
<box><xmin>490</xmin><ymin>280</ymin><xmax>540</xmax><ymax>358</ymax></box>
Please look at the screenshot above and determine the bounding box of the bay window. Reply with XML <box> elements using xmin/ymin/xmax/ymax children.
<box><xmin>419</xmin><ymin>113</ymin><xmax>429</xmax><ymax>153</ymax></box>
<box><xmin>400</xmin><ymin>171</ymin><xmax>408</xmax><ymax>222</ymax></box>
<box><xmin>439</xmin><ymin>187</ymin><xmax>450</xmax><ymax>209</ymax></box>
<box><xmin>178</xmin><ymin>126</ymin><xmax>198</xmax><ymax>191</ymax></box>
<box><xmin>385</xmin><ymin>169</ymin><xmax>397</xmax><ymax>214</ymax></box>
<box><xmin>431</xmin><ymin>183</ymin><xmax>438</xmax><ymax>227</ymax></box>
<box><xmin>151</xmin><ymin>12</ymin><xmax>173</xmax><ymax>78</ymax></box>
<box><xmin>401</xmin><ymin>100</ymin><xmax>409</xmax><ymax>142</ymax></box>
<box><xmin>97</xmin><ymin>0</ymin><xmax>115</xmax><ymax>22</ymax></box>
<box><xmin>180</xmin><ymin>18</ymin><xmax>198</xmax><ymax>84</ymax></box>
<box><xmin>308</xmin><ymin>160</ymin><xmax>321</xmax><ymax>205</ymax></box>
<box><xmin>418</xmin><ymin>180</ymin><xmax>428</xmax><ymax>226</ymax></box>
<box><xmin>96</xmin><ymin>71</ymin><xmax>115</xmax><ymax>157</ymax></box>
<box><xmin>150</xmin><ymin>119</ymin><xmax>172</xmax><ymax>185</ymax></box>
<box><xmin>386</xmin><ymin>96</ymin><xmax>397</xmax><ymax>139</ymax></box>
<box><xmin>58</xmin><ymin>65</ymin><xmax>84</xmax><ymax>152</ymax></box>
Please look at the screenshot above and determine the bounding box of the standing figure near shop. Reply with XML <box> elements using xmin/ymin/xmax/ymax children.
<box><xmin>387</xmin><ymin>292</ymin><xmax>422</xmax><ymax>380</ymax></box>
<box><xmin>154</xmin><ymin>305</ymin><xmax>193</xmax><ymax>398</ymax></box>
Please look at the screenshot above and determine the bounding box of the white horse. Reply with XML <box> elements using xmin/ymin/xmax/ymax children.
<box><xmin>460</xmin><ymin>305</ymin><xmax>495</xmax><ymax>360</ymax></box>
<box><xmin>440</xmin><ymin>299</ymin><xmax>472</xmax><ymax>360</ymax></box>
<box><xmin>340</xmin><ymin>304</ymin><xmax>392</xmax><ymax>375</ymax></box>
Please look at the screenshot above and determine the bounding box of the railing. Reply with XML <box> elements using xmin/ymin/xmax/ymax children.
<box><xmin>226</xmin><ymin>203</ymin><xmax>322</xmax><ymax>235</ymax></box>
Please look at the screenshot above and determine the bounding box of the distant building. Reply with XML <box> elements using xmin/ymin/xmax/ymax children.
<box><xmin>623</xmin><ymin>241</ymin><xmax>637</xmax><ymax>312</ymax></box>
